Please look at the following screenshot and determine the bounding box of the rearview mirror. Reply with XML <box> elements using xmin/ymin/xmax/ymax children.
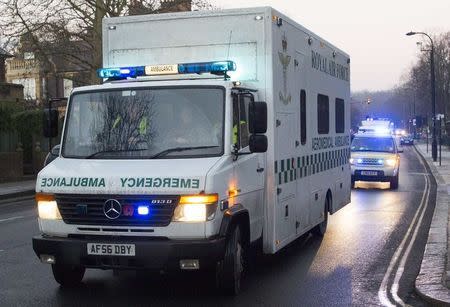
<box><xmin>248</xmin><ymin>101</ymin><xmax>267</xmax><ymax>134</ymax></box>
<box><xmin>249</xmin><ymin>135</ymin><xmax>267</xmax><ymax>153</ymax></box>
<box><xmin>43</xmin><ymin>109</ymin><xmax>58</xmax><ymax>138</ymax></box>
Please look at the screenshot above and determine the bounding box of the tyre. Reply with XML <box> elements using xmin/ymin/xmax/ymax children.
<box><xmin>312</xmin><ymin>197</ymin><xmax>329</xmax><ymax>236</ymax></box>
<box><xmin>390</xmin><ymin>174</ymin><xmax>399</xmax><ymax>189</ymax></box>
<box><xmin>216</xmin><ymin>225</ymin><xmax>244</xmax><ymax>295</ymax></box>
<box><xmin>52</xmin><ymin>264</ymin><xmax>85</xmax><ymax>287</ymax></box>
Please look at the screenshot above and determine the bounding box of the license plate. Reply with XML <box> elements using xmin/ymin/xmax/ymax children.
<box><xmin>361</xmin><ymin>171</ymin><xmax>378</xmax><ymax>176</ymax></box>
<box><xmin>87</xmin><ymin>243</ymin><xmax>135</xmax><ymax>256</ymax></box>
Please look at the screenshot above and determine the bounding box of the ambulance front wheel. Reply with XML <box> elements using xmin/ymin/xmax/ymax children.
<box><xmin>52</xmin><ymin>263</ymin><xmax>85</xmax><ymax>287</ymax></box>
<box><xmin>216</xmin><ymin>224</ymin><xmax>244</xmax><ymax>295</ymax></box>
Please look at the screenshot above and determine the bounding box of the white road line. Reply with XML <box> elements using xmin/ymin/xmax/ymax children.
<box><xmin>0</xmin><ymin>216</ymin><xmax>25</xmax><ymax>223</ymax></box>
<box><xmin>392</xmin><ymin>174</ymin><xmax>430</xmax><ymax>306</ymax></box>
<box><xmin>378</xmin><ymin>174</ymin><xmax>430</xmax><ymax>307</ymax></box>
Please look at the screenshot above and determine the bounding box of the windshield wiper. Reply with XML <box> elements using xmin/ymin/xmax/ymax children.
<box><xmin>85</xmin><ymin>148</ymin><xmax>149</xmax><ymax>159</ymax></box>
<box><xmin>151</xmin><ymin>146</ymin><xmax>219</xmax><ymax>158</ymax></box>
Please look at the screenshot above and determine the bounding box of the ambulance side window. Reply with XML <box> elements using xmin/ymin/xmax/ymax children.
<box><xmin>335</xmin><ymin>98</ymin><xmax>345</xmax><ymax>133</ymax></box>
<box><xmin>232</xmin><ymin>94</ymin><xmax>251</xmax><ymax>149</ymax></box>
<box><xmin>317</xmin><ymin>94</ymin><xmax>329</xmax><ymax>134</ymax></box>
<box><xmin>300</xmin><ymin>90</ymin><xmax>307</xmax><ymax>145</ymax></box>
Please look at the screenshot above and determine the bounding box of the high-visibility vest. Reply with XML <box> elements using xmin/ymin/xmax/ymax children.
<box><xmin>233</xmin><ymin>120</ymin><xmax>246</xmax><ymax>144</ymax></box>
<box><xmin>112</xmin><ymin>115</ymin><xmax>147</xmax><ymax>135</ymax></box>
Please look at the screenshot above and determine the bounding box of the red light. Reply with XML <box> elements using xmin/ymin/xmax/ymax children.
<box><xmin>123</xmin><ymin>205</ymin><xmax>134</xmax><ymax>216</ymax></box>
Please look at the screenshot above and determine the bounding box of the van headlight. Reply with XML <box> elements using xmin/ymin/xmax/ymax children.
<box><xmin>36</xmin><ymin>193</ymin><xmax>62</xmax><ymax>220</ymax></box>
<box><xmin>385</xmin><ymin>159</ymin><xmax>397</xmax><ymax>167</ymax></box>
<box><xmin>173</xmin><ymin>194</ymin><xmax>218</xmax><ymax>222</ymax></box>
<box><xmin>349</xmin><ymin>158</ymin><xmax>355</xmax><ymax>165</ymax></box>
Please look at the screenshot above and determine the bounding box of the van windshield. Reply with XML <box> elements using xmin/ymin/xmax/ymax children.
<box><xmin>62</xmin><ymin>87</ymin><xmax>224</xmax><ymax>159</ymax></box>
<box><xmin>351</xmin><ymin>137</ymin><xmax>395</xmax><ymax>153</ymax></box>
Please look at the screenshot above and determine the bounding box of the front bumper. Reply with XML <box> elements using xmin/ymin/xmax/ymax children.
<box><xmin>351</xmin><ymin>168</ymin><xmax>398</xmax><ymax>182</ymax></box>
<box><xmin>32</xmin><ymin>235</ymin><xmax>226</xmax><ymax>271</ymax></box>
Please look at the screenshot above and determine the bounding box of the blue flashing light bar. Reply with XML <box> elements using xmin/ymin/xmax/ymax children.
<box><xmin>97</xmin><ymin>66</ymin><xmax>145</xmax><ymax>79</ymax></box>
<box><xmin>97</xmin><ymin>61</ymin><xmax>236</xmax><ymax>79</ymax></box>
<box><xmin>178</xmin><ymin>61</ymin><xmax>236</xmax><ymax>75</ymax></box>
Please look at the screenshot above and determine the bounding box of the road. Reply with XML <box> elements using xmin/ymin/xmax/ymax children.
<box><xmin>0</xmin><ymin>146</ymin><xmax>436</xmax><ymax>306</ymax></box>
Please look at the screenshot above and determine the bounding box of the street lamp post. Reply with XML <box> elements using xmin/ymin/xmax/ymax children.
<box><xmin>406</xmin><ymin>31</ymin><xmax>437</xmax><ymax>161</ymax></box>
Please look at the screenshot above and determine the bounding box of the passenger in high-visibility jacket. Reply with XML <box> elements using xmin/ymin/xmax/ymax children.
<box><xmin>233</xmin><ymin>120</ymin><xmax>247</xmax><ymax>146</ymax></box>
<box><xmin>111</xmin><ymin>114</ymin><xmax>149</xmax><ymax>149</ymax></box>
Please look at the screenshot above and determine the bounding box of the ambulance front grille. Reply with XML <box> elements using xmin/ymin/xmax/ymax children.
<box><xmin>55</xmin><ymin>194</ymin><xmax>179</xmax><ymax>227</ymax></box>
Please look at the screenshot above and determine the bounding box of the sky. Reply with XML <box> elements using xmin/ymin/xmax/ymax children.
<box><xmin>209</xmin><ymin>0</ymin><xmax>450</xmax><ymax>92</ymax></box>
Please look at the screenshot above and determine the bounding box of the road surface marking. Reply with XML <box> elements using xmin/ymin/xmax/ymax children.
<box><xmin>0</xmin><ymin>216</ymin><xmax>25</xmax><ymax>223</ymax></box>
<box><xmin>378</xmin><ymin>147</ymin><xmax>432</xmax><ymax>306</ymax></box>
<box><xmin>405</xmin><ymin>172</ymin><xmax>428</xmax><ymax>176</ymax></box>
<box><xmin>378</xmin><ymin>173</ymin><xmax>430</xmax><ymax>306</ymax></box>
<box><xmin>391</xmin><ymin>150</ymin><xmax>432</xmax><ymax>305</ymax></box>
<box><xmin>392</xmin><ymin>175</ymin><xmax>430</xmax><ymax>306</ymax></box>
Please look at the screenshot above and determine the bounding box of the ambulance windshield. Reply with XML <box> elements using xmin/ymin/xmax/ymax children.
<box><xmin>62</xmin><ymin>87</ymin><xmax>224</xmax><ymax>159</ymax></box>
<box><xmin>351</xmin><ymin>136</ymin><xmax>395</xmax><ymax>153</ymax></box>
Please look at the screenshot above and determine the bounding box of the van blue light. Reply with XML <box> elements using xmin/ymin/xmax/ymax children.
<box><xmin>178</xmin><ymin>61</ymin><xmax>236</xmax><ymax>75</ymax></box>
<box><xmin>97</xmin><ymin>66</ymin><xmax>145</xmax><ymax>78</ymax></box>
<box><xmin>97</xmin><ymin>61</ymin><xmax>236</xmax><ymax>79</ymax></box>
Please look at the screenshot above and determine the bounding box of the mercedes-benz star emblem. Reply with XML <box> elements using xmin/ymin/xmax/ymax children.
<box><xmin>103</xmin><ymin>199</ymin><xmax>122</xmax><ymax>219</ymax></box>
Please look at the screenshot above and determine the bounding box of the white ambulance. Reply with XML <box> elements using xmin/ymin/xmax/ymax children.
<box><xmin>33</xmin><ymin>7</ymin><xmax>351</xmax><ymax>294</ymax></box>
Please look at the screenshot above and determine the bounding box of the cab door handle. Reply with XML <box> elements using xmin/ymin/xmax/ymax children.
<box><xmin>257</xmin><ymin>167</ymin><xmax>264</xmax><ymax>173</ymax></box>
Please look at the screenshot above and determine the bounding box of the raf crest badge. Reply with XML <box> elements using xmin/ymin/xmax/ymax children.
<box><xmin>278</xmin><ymin>33</ymin><xmax>292</xmax><ymax>105</ymax></box>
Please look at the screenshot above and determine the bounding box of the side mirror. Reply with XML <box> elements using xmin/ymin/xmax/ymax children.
<box><xmin>51</xmin><ymin>144</ymin><xmax>60</xmax><ymax>156</ymax></box>
<box><xmin>43</xmin><ymin>109</ymin><xmax>58</xmax><ymax>138</ymax></box>
<box><xmin>249</xmin><ymin>135</ymin><xmax>267</xmax><ymax>153</ymax></box>
<box><xmin>44</xmin><ymin>144</ymin><xmax>61</xmax><ymax>167</ymax></box>
<box><xmin>248</xmin><ymin>101</ymin><xmax>267</xmax><ymax>134</ymax></box>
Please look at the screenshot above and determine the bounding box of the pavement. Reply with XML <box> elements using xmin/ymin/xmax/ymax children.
<box><xmin>0</xmin><ymin>180</ymin><xmax>35</xmax><ymax>203</ymax></box>
<box><xmin>414</xmin><ymin>141</ymin><xmax>450</xmax><ymax>305</ymax></box>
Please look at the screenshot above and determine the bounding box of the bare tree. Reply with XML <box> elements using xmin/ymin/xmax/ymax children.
<box><xmin>0</xmin><ymin>0</ymin><xmax>213</xmax><ymax>85</ymax></box>
<box><xmin>402</xmin><ymin>32</ymin><xmax>450</xmax><ymax>121</ymax></box>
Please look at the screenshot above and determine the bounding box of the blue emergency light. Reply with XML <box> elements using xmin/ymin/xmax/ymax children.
<box><xmin>178</xmin><ymin>61</ymin><xmax>236</xmax><ymax>75</ymax></box>
<box><xmin>137</xmin><ymin>205</ymin><xmax>149</xmax><ymax>216</ymax></box>
<box><xmin>97</xmin><ymin>66</ymin><xmax>145</xmax><ymax>78</ymax></box>
<box><xmin>97</xmin><ymin>60</ymin><xmax>236</xmax><ymax>79</ymax></box>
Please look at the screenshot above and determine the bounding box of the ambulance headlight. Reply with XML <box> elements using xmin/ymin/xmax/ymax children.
<box><xmin>173</xmin><ymin>194</ymin><xmax>218</xmax><ymax>222</ymax></box>
<box><xmin>36</xmin><ymin>193</ymin><xmax>62</xmax><ymax>220</ymax></box>
<box><xmin>385</xmin><ymin>158</ymin><xmax>397</xmax><ymax>167</ymax></box>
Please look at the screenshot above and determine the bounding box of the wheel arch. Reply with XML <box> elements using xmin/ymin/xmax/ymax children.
<box><xmin>219</xmin><ymin>204</ymin><xmax>250</xmax><ymax>247</ymax></box>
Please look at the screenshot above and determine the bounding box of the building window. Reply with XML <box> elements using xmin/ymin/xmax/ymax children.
<box><xmin>63</xmin><ymin>78</ymin><xmax>73</xmax><ymax>98</ymax></box>
<box><xmin>23</xmin><ymin>52</ymin><xmax>35</xmax><ymax>60</ymax></box>
<box><xmin>335</xmin><ymin>98</ymin><xmax>345</xmax><ymax>133</ymax></box>
<box><xmin>12</xmin><ymin>78</ymin><xmax>36</xmax><ymax>99</ymax></box>
<box><xmin>300</xmin><ymin>90</ymin><xmax>307</xmax><ymax>145</ymax></box>
<box><xmin>317</xmin><ymin>94</ymin><xmax>329</xmax><ymax>134</ymax></box>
